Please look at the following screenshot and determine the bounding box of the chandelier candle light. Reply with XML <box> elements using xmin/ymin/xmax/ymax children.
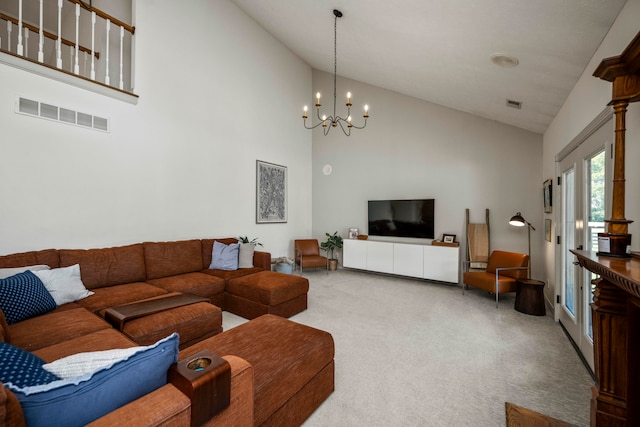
<box><xmin>303</xmin><ymin>9</ymin><xmax>369</xmax><ymax>136</ymax></box>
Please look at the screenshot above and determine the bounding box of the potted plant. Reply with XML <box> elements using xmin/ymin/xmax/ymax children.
<box><xmin>237</xmin><ymin>236</ymin><xmax>263</xmax><ymax>247</ymax></box>
<box><xmin>320</xmin><ymin>231</ymin><xmax>343</xmax><ymax>271</ymax></box>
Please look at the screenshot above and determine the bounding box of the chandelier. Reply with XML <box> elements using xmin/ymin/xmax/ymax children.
<box><xmin>302</xmin><ymin>9</ymin><xmax>369</xmax><ymax>136</ymax></box>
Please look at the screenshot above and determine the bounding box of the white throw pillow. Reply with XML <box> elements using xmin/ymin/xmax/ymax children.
<box><xmin>42</xmin><ymin>346</ymin><xmax>145</xmax><ymax>379</ymax></box>
<box><xmin>0</xmin><ymin>265</ymin><xmax>50</xmax><ymax>279</ymax></box>
<box><xmin>238</xmin><ymin>243</ymin><xmax>255</xmax><ymax>268</ymax></box>
<box><xmin>33</xmin><ymin>264</ymin><xmax>94</xmax><ymax>306</ymax></box>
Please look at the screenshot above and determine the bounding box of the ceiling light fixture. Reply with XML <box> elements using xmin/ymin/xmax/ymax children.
<box><xmin>302</xmin><ymin>9</ymin><xmax>369</xmax><ymax>136</ymax></box>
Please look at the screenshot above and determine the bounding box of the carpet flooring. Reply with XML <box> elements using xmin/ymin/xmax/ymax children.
<box><xmin>222</xmin><ymin>269</ymin><xmax>594</xmax><ymax>426</ymax></box>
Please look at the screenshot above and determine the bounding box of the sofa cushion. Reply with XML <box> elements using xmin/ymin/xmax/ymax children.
<box><xmin>0</xmin><ymin>342</ymin><xmax>61</xmax><ymax>388</ymax></box>
<box><xmin>33</xmin><ymin>264</ymin><xmax>94</xmax><ymax>306</ymax></box>
<box><xmin>0</xmin><ymin>249</ymin><xmax>59</xmax><ymax>270</ymax></box>
<box><xmin>7</xmin><ymin>333</ymin><xmax>179</xmax><ymax>427</ymax></box>
<box><xmin>59</xmin><ymin>244</ymin><xmax>146</xmax><ymax>289</ymax></box>
<box><xmin>76</xmin><ymin>282</ymin><xmax>168</xmax><ymax>314</ymax></box>
<box><xmin>0</xmin><ymin>265</ymin><xmax>50</xmax><ymax>279</ymax></box>
<box><xmin>144</xmin><ymin>240</ymin><xmax>203</xmax><ymax>280</ymax></box>
<box><xmin>34</xmin><ymin>329</ymin><xmax>137</xmax><ymax>363</ymax></box>
<box><xmin>145</xmin><ymin>272</ymin><xmax>225</xmax><ymax>300</ymax></box>
<box><xmin>9</xmin><ymin>308</ymin><xmax>111</xmax><ymax>352</ymax></box>
<box><xmin>0</xmin><ymin>271</ymin><xmax>57</xmax><ymax>324</ymax></box>
<box><xmin>210</xmin><ymin>241</ymin><xmax>240</xmax><ymax>270</ymax></box>
<box><xmin>203</xmin><ymin>267</ymin><xmax>264</xmax><ymax>282</ymax></box>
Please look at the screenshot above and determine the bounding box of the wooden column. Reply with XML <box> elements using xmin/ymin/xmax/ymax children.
<box><xmin>593</xmin><ymin>31</ymin><xmax>640</xmax><ymax>255</ymax></box>
<box><xmin>576</xmin><ymin>30</ymin><xmax>640</xmax><ymax>426</ymax></box>
<box><xmin>572</xmin><ymin>251</ymin><xmax>640</xmax><ymax>426</ymax></box>
<box><xmin>591</xmin><ymin>278</ymin><xmax>627</xmax><ymax>426</ymax></box>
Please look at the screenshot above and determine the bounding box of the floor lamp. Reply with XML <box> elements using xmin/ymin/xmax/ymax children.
<box><xmin>509</xmin><ymin>212</ymin><xmax>535</xmax><ymax>278</ymax></box>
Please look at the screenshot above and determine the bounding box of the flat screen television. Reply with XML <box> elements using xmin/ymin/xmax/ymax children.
<box><xmin>368</xmin><ymin>199</ymin><xmax>435</xmax><ymax>239</ymax></box>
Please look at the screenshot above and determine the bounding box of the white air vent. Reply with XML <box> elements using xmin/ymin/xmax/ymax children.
<box><xmin>506</xmin><ymin>99</ymin><xmax>522</xmax><ymax>109</ymax></box>
<box><xmin>16</xmin><ymin>97</ymin><xmax>110</xmax><ymax>132</ymax></box>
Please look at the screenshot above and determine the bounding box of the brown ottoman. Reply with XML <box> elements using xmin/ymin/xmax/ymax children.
<box><xmin>104</xmin><ymin>293</ymin><xmax>223</xmax><ymax>350</ymax></box>
<box><xmin>224</xmin><ymin>271</ymin><xmax>309</xmax><ymax>319</ymax></box>
<box><xmin>180</xmin><ymin>314</ymin><xmax>335</xmax><ymax>426</ymax></box>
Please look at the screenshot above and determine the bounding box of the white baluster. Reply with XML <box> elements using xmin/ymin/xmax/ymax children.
<box><xmin>90</xmin><ymin>11</ymin><xmax>96</xmax><ymax>80</ymax></box>
<box><xmin>7</xmin><ymin>21</ymin><xmax>11</xmax><ymax>53</ymax></box>
<box><xmin>105</xmin><ymin>19</ymin><xmax>111</xmax><ymax>85</ymax></box>
<box><xmin>74</xmin><ymin>4</ymin><xmax>80</xmax><ymax>75</ymax></box>
<box><xmin>38</xmin><ymin>0</ymin><xmax>44</xmax><ymax>62</ymax></box>
<box><xmin>17</xmin><ymin>0</ymin><xmax>23</xmax><ymax>55</ymax></box>
<box><xmin>56</xmin><ymin>0</ymin><xmax>62</xmax><ymax>68</ymax></box>
<box><xmin>70</xmin><ymin>45</ymin><xmax>74</xmax><ymax>71</ymax></box>
<box><xmin>23</xmin><ymin>27</ymin><xmax>29</xmax><ymax>57</ymax></box>
<box><xmin>119</xmin><ymin>25</ymin><xmax>124</xmax><ymax>90</ymax></box>
<box><xmin>83</xmin><ymin>53</ymin><xmax>88</xmax><ymax>77</ymax></box>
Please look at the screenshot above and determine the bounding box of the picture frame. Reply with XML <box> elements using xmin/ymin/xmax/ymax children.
<box><xmin>349</xmin><ymin>228</ymin><xmax>359</xmax><ymax>239</ymax></box>
<box><xmin>256</xmin><ymin>160</ymin><xmax>287</xmax><ymax>223</ymax></box>
<box><xmin>443</xmin><ymin>234</ymin><xmax>456</xmax><ymax>243</ymax></box>
<box><xmin>543</xmin><ymin>179</ymin><xmax>553</xmax><ymax>213</ymax></box>
<box><xmin>545</xmin><ymin>219</ymin><xmax>552</xmax><ymax>242</ymax></box>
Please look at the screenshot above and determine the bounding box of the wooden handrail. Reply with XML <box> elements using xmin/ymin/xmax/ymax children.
<box><xmin>67</xmin><ymin>0</ymin><xmax>135</xmax><ymax>35</ymax></box>
<box><xmin>0</xmin><ymin>12</ymin><xmax>98</xmax><ymax>59</ymax></box>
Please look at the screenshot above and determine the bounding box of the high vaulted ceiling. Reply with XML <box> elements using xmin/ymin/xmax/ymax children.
<box><xmin>231</xmin><ymin>0</ymin><xmax>628</xmax><ymax>134</ymax></box>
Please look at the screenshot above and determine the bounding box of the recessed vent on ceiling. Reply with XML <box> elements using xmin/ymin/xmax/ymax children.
<box><xmin>506</xmin><ymin>99</ymin><xmax>522</xmax><ymax>109</ymax></box>
<box><xmin>16</xmin><ymin>97</ymin><xmax>110</xmax><ymax>132</ymax></box>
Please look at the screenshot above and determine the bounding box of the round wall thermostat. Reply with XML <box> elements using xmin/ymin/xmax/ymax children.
<box><xmin>322</xmin><ymin>164</ymin><xmax>332</xmax><ymax>175</ymax></box>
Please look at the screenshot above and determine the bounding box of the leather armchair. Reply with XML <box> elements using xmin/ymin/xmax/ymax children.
<box><xmin>462</xmin><ymin>250</ymin><xmax>529</xmax><ymax>308</ymax></box>
<box><xmin>294</xmin><ymin>240</ymin><xmax>328</xmax><ymax>275</ymax></box>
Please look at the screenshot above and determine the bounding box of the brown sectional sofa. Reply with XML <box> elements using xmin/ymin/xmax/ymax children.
<box><xmin>0</xmin><ymin>238</ymin><xmax>333</xmax><ymax>426</ymax></box>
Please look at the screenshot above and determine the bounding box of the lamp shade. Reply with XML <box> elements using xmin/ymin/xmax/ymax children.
<box><xmin>509</xmin><ymin>212</ymin><xmax>526</xmax><ymax>227</ymax></box>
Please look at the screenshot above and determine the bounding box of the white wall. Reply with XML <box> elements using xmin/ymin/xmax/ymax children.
<box><xmin>542</xmin><ymin>0</ymin><xmax>640</xmax><ymax>306</ymax></box>
<box><xmin>0</xmin><ymin>0</ymin><xmax>312</xmax><ymax>258</ymax></box>
<box><xmin>311</xmin><ymin>70</ymin><xmax>544</xmax><ymax>279</ymax></box>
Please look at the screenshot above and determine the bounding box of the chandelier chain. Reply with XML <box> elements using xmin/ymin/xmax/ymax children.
<box><xmin>333</xmin><ymin>12</ymin><xmax>337</xmax><ymax>119</ymax></box>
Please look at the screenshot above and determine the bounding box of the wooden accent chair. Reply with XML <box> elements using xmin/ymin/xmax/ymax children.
<box><xmin>462</xmin><ymin>250</ymin><xmax>529</xmax><ymax>308</ymax></box>
<box><xmin>294</xmin><ymin>239</ymin><xmax>328</xmax><ymax>275</ymax></box>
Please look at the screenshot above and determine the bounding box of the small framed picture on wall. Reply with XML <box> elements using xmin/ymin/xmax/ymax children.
<box><xmin>543</xmin><ymin>179</ymin><xmax>553</xmax><ymax>213</ymax></box>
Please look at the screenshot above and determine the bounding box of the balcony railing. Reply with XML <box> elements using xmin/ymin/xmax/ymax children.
<box><xmin>0</xmin><ymin>0</ymin><xmax>134</xmax><ymax>95</ymax></box>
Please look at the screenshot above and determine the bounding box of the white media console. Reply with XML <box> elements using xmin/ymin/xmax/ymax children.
<box><xmin>342</xmin><ymin>239</ymin><xmax>459</xmax><ymax>283</ymax></box>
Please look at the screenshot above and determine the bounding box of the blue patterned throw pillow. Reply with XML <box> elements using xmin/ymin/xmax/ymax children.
<box><xmin>0</xmin><ymin>271</ymin><xmax>57</xmax><ymax>324</ymax></box>
<box><xmin>0</xmin><ymin>342</ymin><xmax>61</xmax><ymax>388</ymax></box>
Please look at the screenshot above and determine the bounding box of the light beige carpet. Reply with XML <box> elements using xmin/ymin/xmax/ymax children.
<box><xmin>223</xmin><ymin>269</ymin><xmax>593</xmax><ymax>426</ymax></box>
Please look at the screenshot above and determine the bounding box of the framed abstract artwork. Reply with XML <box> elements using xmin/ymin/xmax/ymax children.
<box><xmin>256</xmin><ymin>160</ymin><xmax>287</xmax><ymax>223</ymax></box>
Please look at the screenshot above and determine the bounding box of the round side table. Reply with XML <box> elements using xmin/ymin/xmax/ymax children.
<box><xmin>514</xmin><ymin>278</ymin><xmax>546</xmax><ymax>316</ymax></box>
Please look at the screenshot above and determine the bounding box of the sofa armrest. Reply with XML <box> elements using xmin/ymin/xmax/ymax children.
<box><xmin>86</xmin><ymin>384</ymin><xmax>191</xmax><ymax>426</ymax></box>
<box><xmin>253</xmin><ymin>250</ymin><xmax>271</xmax><ymax>270</ymax></box>
<box><xmin>87</xmin><ymin>355</ymin><xmax>254</xmax><ymax>427</ymax></box>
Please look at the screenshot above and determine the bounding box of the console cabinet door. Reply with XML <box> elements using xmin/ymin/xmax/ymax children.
<box><xmin>393</xmin><ymin>243</ymin><xmax>424</xmax><ymax>278</ymax></box>
<box><xmin>423</xmin><ymin>245</ymin><xmax>459</xmax><ymax>283</ymax></box>
<box><xmin>366</xmin><ymin>241</ymin><xmax>394</xmax><ymax>273</ymax></box>
<box><xmin>343</xmin><ymin>239</ymin><xmax>367</xmax><ymax>269</ymax></box>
